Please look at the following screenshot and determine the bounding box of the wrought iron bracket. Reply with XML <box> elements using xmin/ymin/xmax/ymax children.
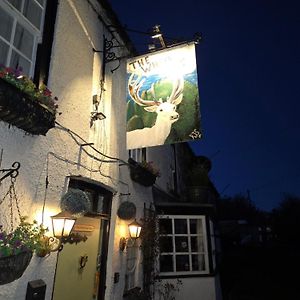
<box><xmin>93</xmin><ymin>35</ymin><xmax>129</xmax><ymax>76</ymax></box>
<box><xmin>0</xmin><ymin>161</ymin><xmax>20</xmax><ymax>183</ymax></box>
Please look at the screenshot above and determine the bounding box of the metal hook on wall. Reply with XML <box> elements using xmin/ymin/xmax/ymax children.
<box><xmin>0</xmin><ymin>161</ymin><xmax>21</xmax><ymax>183</ymax></box>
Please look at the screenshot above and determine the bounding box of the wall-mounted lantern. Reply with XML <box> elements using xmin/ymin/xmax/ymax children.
<box><xmin>37</xmin><ymin>211</ymin><xmax>76</xmax><ymax>257</ymax></box>
<box><xmin>51</xmin><ymin>211</ymin><xmax>76</xmax><ymax>239</ymax></box>
<box><xmin>119</xmin><ymin>219</ymin><xmax>142</xmax><ymax>251</ymax></box>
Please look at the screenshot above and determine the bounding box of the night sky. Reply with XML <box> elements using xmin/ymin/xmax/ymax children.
<box><xmin>108</xmin><ymin>0</ymin><xmax>300</xmax><ymax>211</ymax></box>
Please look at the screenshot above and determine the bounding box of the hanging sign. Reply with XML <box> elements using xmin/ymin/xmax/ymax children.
<box><xmin>126</xmin><ymin>43</ymin><xmax>201</xmax><ymax>149</ymax></box>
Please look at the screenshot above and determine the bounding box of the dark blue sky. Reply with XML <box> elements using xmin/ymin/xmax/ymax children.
<box><xmin>109</xmin><ymin>0</ymin><xmax>300</xmax><ymax>211</ymax></box>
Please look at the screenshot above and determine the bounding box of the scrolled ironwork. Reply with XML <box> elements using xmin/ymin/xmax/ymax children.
<box><xmin>0</xmin><ymin>161</ymin><xmax>20</xmax><ymax>183</ymax></box>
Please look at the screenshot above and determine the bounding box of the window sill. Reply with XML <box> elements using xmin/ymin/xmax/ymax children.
<box><xmin>157</xmin><ymin>271</ymin><xmax>216</xmax><ymax>279</ymax></box>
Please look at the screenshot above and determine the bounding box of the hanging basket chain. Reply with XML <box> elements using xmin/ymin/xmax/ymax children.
<box><xmin>11</xmin><ymin>178</ymin><xmax>22</xmax><ymax>220</ymax></box>
<box><xmin>0</xmin><ymin>177</ymin><xmax>21</xmax><ymax>232</ymax></box>
<box><xmin>9</xmin><ymin>183</ymin><xmax>14</xmax><ymax>232</ymax></box>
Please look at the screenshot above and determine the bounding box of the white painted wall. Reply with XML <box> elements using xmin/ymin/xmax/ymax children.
<box><xmin>0</xmin><ymin>0</ymin><xmax>152</xmax><ymax>299</ymax></box>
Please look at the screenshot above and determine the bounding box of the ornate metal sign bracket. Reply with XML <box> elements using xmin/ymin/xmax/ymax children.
<box><xmin>93</xmin><ymin>35</ymin><xmax>129</xmax><ymax>77</ymax></box>
<box><xmin>0</xmin><ymin>161</ymin><xmax>21</xmax><ymax>183</ymax></box>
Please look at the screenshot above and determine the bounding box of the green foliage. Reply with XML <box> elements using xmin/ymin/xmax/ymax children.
<box><xmin>141</xmin><ymin>210</ymin><xmax>183</xmax><ymax>299</ymax></box>
<box><xmin>0</xmin><ymin>66</ymin><xmax>58</xmax><ymax>113</ymax></box>
<box><xmin>0</xmin><ymin>217</ymin><xmax>48</xmax><ymax>257</ymax></box>
<box><xmin>141</xmin><ymin>209</ymin><xmax>160</xmax><ymax>299</ymax></box>
<box><xmin>157</xmin><ymin>279</ymin><xmax>182</xmax><ymax>300</ymax></box>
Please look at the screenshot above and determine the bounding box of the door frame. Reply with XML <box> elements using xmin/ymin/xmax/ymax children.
<box><xmin>52</xmin><ymin>176</ymin><xmax>114</xmax><ymax>300</ymax></box>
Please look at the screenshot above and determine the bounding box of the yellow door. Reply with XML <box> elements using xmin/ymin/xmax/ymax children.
<box><xmin>52</xmin><ymin>216</ymin><xmax>101</xmax><ymax>300</ymax></box>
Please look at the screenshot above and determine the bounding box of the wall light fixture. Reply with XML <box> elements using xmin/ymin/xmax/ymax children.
<box><xmin>119</xmin><ymin>219</ymin><xmax>142</xmax><ymax>251</ymax></box>
<box><xmin>37</xmin><ymin>211</ymin><xmax>76</xmax><ymax>257</ymax></box>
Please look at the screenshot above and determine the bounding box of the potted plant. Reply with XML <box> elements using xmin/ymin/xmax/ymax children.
<box><xmin>128</xmin><ymin>158</ymin><xmax>160</xmax><ymax>187</ymax></box>
<box><xmin>0</xmin><ymin>217</ymin><xmax>47</xmax><ymax>285</ymax></box>
<box><xmin>0</xmin><ymin>65</ymin><xmax>58</xmax><ymax>135</ymax></box>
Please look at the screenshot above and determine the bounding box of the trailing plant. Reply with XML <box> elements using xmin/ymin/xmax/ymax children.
<box><xmin>141</xmin><ymin>207</ymin><xmax>183</xmax><ymax>299</ymax></box>
<box><xmin>0</xmin><ymin>65</ymin><xmax>58</xmax><ymax>113</ymax></box>
<box><xmin>0</xmin><ymin>217</ymin><xmax>48</xmax><ymax>258</ymax></box>
<box><xmin>157</xmin><ymin>279</ymin><xmax>182</xmax><ymax>300</ymax></box>
<box><xmin>141</xmin><ymin>207</ymin><xmax>160</xmax><ymax>299</ymax></box>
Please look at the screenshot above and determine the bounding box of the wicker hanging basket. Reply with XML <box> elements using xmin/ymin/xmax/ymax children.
<box><xmin>0</xmin><ymin>250</ymin><xmax>33</xmax><ymax>285</ymax></box>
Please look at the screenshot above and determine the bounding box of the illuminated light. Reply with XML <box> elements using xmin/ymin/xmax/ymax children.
<box><xmin>51</xmin><ymin>211</ymin><xmax>76</xmax><ymax>238</ymax></box>
<box><xmin>128</xmin><ymin>220</ymin><xmax>142</xmax><ymax>239</ymax></box>
<box><xmin>119</xmin><ymin>219</ymin><xmax>142</xmax><ymax>251</ymax></box>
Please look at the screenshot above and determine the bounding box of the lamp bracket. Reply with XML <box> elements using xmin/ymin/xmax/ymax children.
<box><xmin>119</xmin><ymin>237</ymin><xmax>136</xmax><ymax>252</ymax></box>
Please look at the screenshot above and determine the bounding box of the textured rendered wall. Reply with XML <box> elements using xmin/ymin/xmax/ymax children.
<box><xmin>0</xmin><ymin>0</ymin><xmax>152</xmax><ymax>299</ymax></box>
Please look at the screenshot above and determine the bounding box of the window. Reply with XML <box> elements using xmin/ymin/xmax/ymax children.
<box><xmin>129</xmin><ymin>148</ymin><xmax>147</xmax><ymax>163</ymax></box>
<box><xmin>0</xmin><ymin>0</ymin><xmax>46</xmax><ymax>76</ymax></box>
<box><xmin>158</xmin><ymin>215</ymin><xmax>209</xmax><ymax>276</ymax></box>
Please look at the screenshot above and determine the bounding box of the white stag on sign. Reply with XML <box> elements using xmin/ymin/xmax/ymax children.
<box><xmin>127</xmin><ymin>74</ymin><xmax>184</xmax><ymax>149</ymax></box>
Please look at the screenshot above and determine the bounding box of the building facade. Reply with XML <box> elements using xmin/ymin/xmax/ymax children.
<box><xmin>0</xmin><ymin>1</ymin><xmax>221</xmax><ymax>299</ymax></box>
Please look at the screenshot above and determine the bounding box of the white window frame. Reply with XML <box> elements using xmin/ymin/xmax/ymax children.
<box><xmin>158</xmin><ymin>215</ymin><xmax>210</xmax><ymax>276</ymax></box>
<box><xmin>0</xmin><ymin>0</ymin><xmax>47</xmax><ymax>77</ymax></box>
<box><xmin>129</xmin><ymin>148</ymin><xmax>147</xmax><ymax>163</ymax></box>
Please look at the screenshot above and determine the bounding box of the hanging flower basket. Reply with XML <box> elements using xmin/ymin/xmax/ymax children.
<box><xmin>0</xmin><ymin>250</ymin><xmax>32</xmax><ymax>285</ymax></box>
<box><xmin>0</xmin><ymin>78</ymin><xmax>56</xmax><ymax>135</ymax></box>
<box><xmin>128</xmin><ymin>158</ymin><xmax>158</xmax><ymax>187</ymax></box>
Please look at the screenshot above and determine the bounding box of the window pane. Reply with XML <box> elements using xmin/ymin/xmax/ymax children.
<box><xmin>174</xmin><ymin>219</ymin><xmax>187</xmax><ymax>234</ymax></box>
<box><xmin>159</xmin><ymin>236</ymin><xmax>173</xmax><ymax>253</ymax></box>
<box><xmin>0</xmin><ymin>6</ymin><xmax>13</xmax><ymax>41</ymax></box>
<box><xmin>192</xmin><ymin>254</ymin><xmax>205</xmax><ymax>271</ymax></box>
<box><xmin>13</xmin><ymin>23</ymin><xmax>34</xmax><ymax>59</ymax></box>
<box><xmin>7</xmin><ymin>0</ymin><xmax>22</xmax><ymax>10</ymax></box>
<box><xmin>10</xmin><ymin>50</ymin><xmax>30</xmax><ymax>75</ymax></box>
<box><xmin>176</xmin><ymin>255</ymin><xmax>189</xmax><ymax>271</ymax></box>
<box><xmin>0</xmin><ymin>40</ymin><xmax>9</xmax><ymax>65</ymax></box>
<box><xmin>160</xmin><ymin>255</ymin><xmax>173</xmax><ymax>272</ymax></box>
<box><xmin>159</xmin><ymin>218</ymin><xmax>172</xmax><ymax>234</ymax></box>
<box><xmin>175</xmin><ymin>236</ymin><xmax>188</xmax><ymax>252</ymax></box>
<box><xmin>24</xmin><ymin>0</ymin><xmax>42</xmax><ymax>29</ymax></box>
<box><xmin>191</xmin><ymin>236</ymin><xmax>204</xmax><ymax>252</ymax></box>
<box><xmin>190</xmin><ymin>219</ymin><xmax>203</xmax><ymax>234</ymax></box>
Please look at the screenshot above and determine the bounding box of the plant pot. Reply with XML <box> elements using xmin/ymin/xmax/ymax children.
<box><xmin>0</xmin><ymin>250</ymin><xmax>33</xmax><ymax>285</ymax></box>
<box><xmin>0</xmin><ymin>78</ymin><xmax>55</xmax><ymax>135</ymax></box>
<box><xmin>128</xmin><ymin>158</ymin><xmax>157</xmax><ymax>187</ymax></box>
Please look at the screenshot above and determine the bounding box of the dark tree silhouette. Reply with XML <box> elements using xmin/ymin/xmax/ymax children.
<box><xmin>217</xmin><ymin>194</ymin><xmax>265</xmax><ymax>224</ymax></box>
<box><xmin>271</xmin><ymin>194</ymin><xmax>300</xmax><ymax>245</ymax></box>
